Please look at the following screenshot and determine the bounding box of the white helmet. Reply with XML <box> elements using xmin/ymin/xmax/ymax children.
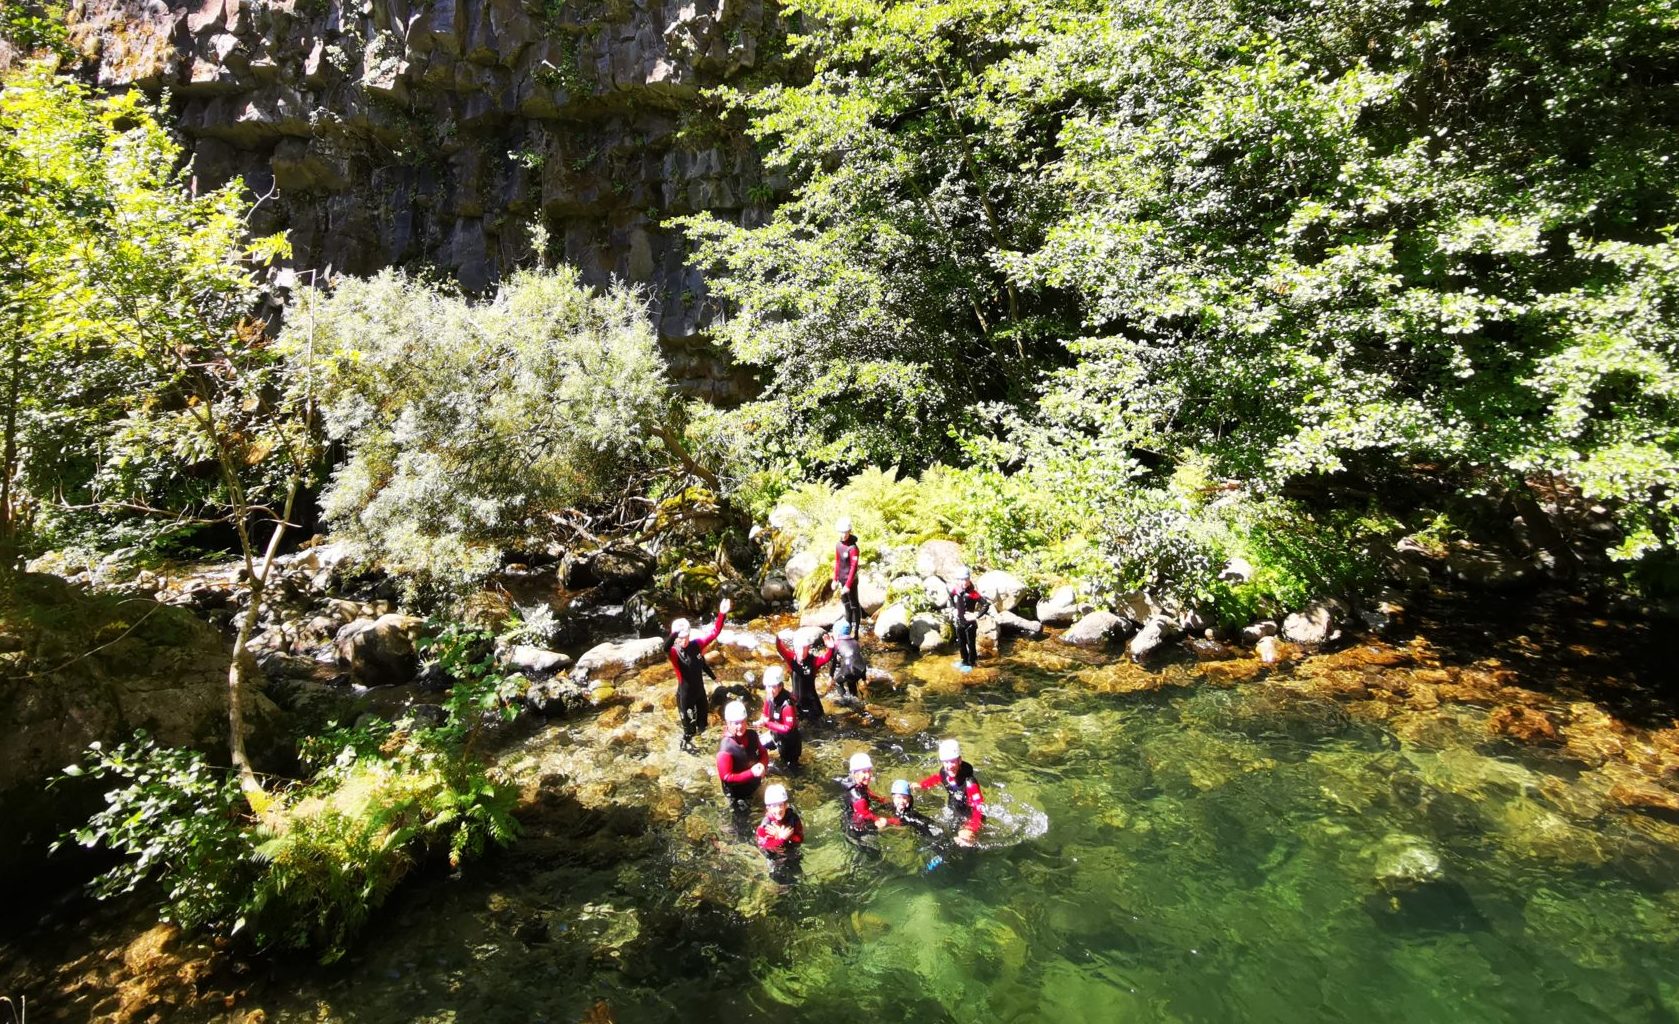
<box><xmin>939</xmin><ymin>738</ymin><xmax>962</xmax><ymax>761</ymax></box>
<box><xmin>724</xmin><ymin>700</ymin><xmax>748</xmax><ymax>723</ymax></box>
<box><xmin>849</xmin><ymin>751</ymin><xmax>873</xmax><ymax>773</ymax></box>
<box><xmin>763</xmin><ymin>666</ymin><xmax>785</xmax><ymax>689</ymax></box>
<box><xmin>670</xmin><ymin>617</ymin><xmax>691</xmax><ymax>636</ymax></box>
<box><xmin>955</xmin><ymin>566</ymin><xmax>971</xmax><ymax>581</ymax></box>
<box><xmin>764</xmin><ymin>783</ymin><xmax>788</xmax><ymax>805</ymax></box>
<box><xmin>837</xmin><ymin>516</ymin><xmax>852</xmax><ymax>534</ymax></box>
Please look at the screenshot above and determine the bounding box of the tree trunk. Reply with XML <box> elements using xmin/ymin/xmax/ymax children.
<box><xmin>0</xmin><ymin>339</ymin><xmax>22</xmax><ymax>571</ymax></box>
<box><xmin>226</xmin><ymin>477</ymin><xmax>300</xmax><ymax>809</ymax></box>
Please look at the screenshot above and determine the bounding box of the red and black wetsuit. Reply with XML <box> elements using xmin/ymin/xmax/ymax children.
<box><xmin>761</xmin><ymin>689</ymin><xmax>801</xmax><ymax>766</ymax></box>
<box><xmin>755</xmin><ymin>808</ymin><xmax>805</xmax><ymax>856</ymax></box>
<box><xmin>829</xmin><ymin>635</ymin><xmax>867</xmax><ymax>701</ymax></box>
<box><xmin>668</xmin><ymin>609</ymin><xmax>725</xmax><ymax>743</ymax></box>
<box><xmin>918</xmin><ymin>760</ymin><xmax>985</xmax><ymax>835</ymax></box>
<box><xmin>834</xmin><ymin>533</ymin><xmax>861</xmax><ymax>636</ymax></box>
<box><xmin>842</xmin><ymin>780</ymin><xmax>899</xmax><ymax>833</ymax></box>
<box><xmin>776</xmin><ymin>635</ymin><xmax>833</xmax><ymax>719</ymax></box>
<box><xmin>717</xmin><ymin>729</ymin><xmax>769</xmax><ymax>802</ymax></box>
<box><xmin>949</xmin><ymin>580</ymin><xmax>990</xmax><ymax>666</ymax></box>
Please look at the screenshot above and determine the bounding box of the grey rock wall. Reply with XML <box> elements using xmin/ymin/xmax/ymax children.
<box><xmin>67</xmin><ymin>0</ymin><xmax>780</xmax><ymax>400</ymax></box>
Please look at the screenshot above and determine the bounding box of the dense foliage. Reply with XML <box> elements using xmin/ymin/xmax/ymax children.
<box><xmin>287</xmin><ymin>268</ymin><xmax>679</xmax><ymax>589</ymax></box>
<box><xmin>60</xmin><ymin>633</ymin><xmax>522</xmax><ymax>964</ymax></box>
<box><xmin>682</xmin><ymin>0</ymin><xmax>1679</xmax><ymax>596</ymax></box>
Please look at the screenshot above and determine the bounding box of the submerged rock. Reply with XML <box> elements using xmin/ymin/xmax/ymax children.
<box><xmin>1370</xmin><ymin>834</ymin><xmax>1445</xmax><ymax>890</ymax></box>
<box><xmin>1486</xmin><ymin>704</ymin><xmax>1559</xmax><ymax>743</ymax></box>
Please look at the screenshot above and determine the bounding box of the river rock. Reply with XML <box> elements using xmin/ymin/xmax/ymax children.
<box><xmin>784</xmin><ymin>551</ymin><xmax>819</xmax><ymax>587</ymax></box>
<box><xmin>504</xmin><ymin>645</ymin><xmax>573</xmax><ymax>675</ymax></box>
<box><xmin>1129</xmin><ymin>615</ymin><xmax>1176</xmax><ymax>661</ymax></box>
<box><xmin>800</xmin><ymin>602</ymin><xmax>845</xmax><ymax>628</ymax></box>
<box><xmin>976</xmin><ymin>570</ymin><xmax>1029</xmax><ymax>613</ymax></box>
<box><xmin>907</xmin><ymin>612</ymin><xmax>950</xmax><ymax>652</ymax></box>
<box><xmin>570</xmin><ymin>636</ymin><xmax>668</xmax><ymax>681</ymax></box>
<box><xmin>335</xmin><ymin>613</ymin><xmax>422</xmax><ymax>687</ymax></box>
<box><xmin>1114</xmin><ymin>591</ymin><xmax>1161</xmax><ymax>626</ymax></box>
<box><xmin>922</xmin><ymin>575</ymin><xmax>952</xmax><ymax>608</ymax></box>
<box><xmin>1486</xmin><ymin>704</ymin><xmax>1559</xmax><ymax>743</ymax></box>
<box><xmin>1241</xmin><ymin>621</ymin><xmax>1279</xmax><ymax>642</ymax></box>
<box><xmin>1036</xmin><ymin>585</ymin><xmax>1084</xmax><ymax>626</ymax></box>
<box><xmin>1255</xmin><ymin>635</ymin><xmax>1290</xmax><ymax>665</ymax></box>
<box><xmin>874</xmin><ymin>602</ymin><xmax>911</xmax><ymax>643</ymax></box>
<box><xmin>994</xmin><ymin>610</ymin><xmax>1044</xmax><ymax>638</ymax></box>
<box><xmin>858</xmin><ymin>575</ymin><xmax>888</xmax><ymax>614</ymax></box>
<box><xmin>915</xmin><ymin>540</ymin><xmax>965</xmax><ymax>580</ymax></box>
<box><xmin>1282</xmin><ymin>600</ymin><xmax>1347</xmax><ymax>645</ymax></box>
<box><xmin>1219</xmin><ymin>556</ymin><xmax>1255</xmax><ymax>582</ymax></box>
<box><xmin>760</xmin><ymin>574</ymin><xmax>794</xmax><ymax>604</ymax></box>
<box><xmin>1060</xmin><ymin>610</ymin><xmax>1128</xmax><ymax>647</ymax></box>
<box><xmin>587</xmin><ymin>543</ymin><xmax>656</xmax><ymax>598</ymax></box>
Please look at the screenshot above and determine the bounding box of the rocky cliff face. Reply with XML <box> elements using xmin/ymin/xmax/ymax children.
<box><xmin>67</xmin><ymin>0</ymin><xmax>778</xmax><ymax>399</ymax></box>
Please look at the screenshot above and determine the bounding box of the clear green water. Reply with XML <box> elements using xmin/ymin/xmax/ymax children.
<box><xmin>258</xmin><ymin>666</ymin><xmax>1679</xmax><ymax>1024</ymax></box>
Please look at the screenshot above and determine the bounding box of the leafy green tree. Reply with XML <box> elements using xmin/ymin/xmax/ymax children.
<box><xmin>289</xmin><ymin>267</ymin><xmax>691</xmax><ymax>589</ymax></box>
<box><xmin>1</xmin><ymin>62</ymin><xmax>310</xmax><ymax>802</ymax></box>
<box><xmin>673</xmin><ymin>0</ymin><xmax>1091</xmax><ymax>477</ymax></box>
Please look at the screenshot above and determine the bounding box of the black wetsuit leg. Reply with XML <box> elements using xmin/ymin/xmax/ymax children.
<box><xmin>841</xmin><ymin>585</ymin><xmax>862</xmax><ymax>636</ymax></box>
<box><xmin>676</xmin><ymin>680</ymin><xmax>708</xmax><ymax>743</ymax></box>
<box><xmin>779</xmin><ymin>730</ymin><xmax>802</xmax><ymax>767</ymax></box>
<box><xmin>957</xmin><ymin>620</ymin><xmax>979</xmax><ymax>665</ymax></box>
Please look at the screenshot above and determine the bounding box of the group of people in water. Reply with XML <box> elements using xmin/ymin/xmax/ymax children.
<box><xmin>664</xmin><ymin>517</ymin><xmax>993</xmax><ymax>872</ymax></box>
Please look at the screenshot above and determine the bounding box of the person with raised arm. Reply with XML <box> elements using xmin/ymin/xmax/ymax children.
<box><xmin>666</xmin><ymin>597</ymin><xmax>731</xmax><ymax>752</ymax></box>
<box><xmin>776</xmin><ymin>627</ymin><xmax>834</xmax><ymax>719</ymax></box>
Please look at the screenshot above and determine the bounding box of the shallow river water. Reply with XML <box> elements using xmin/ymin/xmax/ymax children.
<box><xmin>229</xmin><ymin>625</ymin><xmax>1679</xmax><ymax>1024</ymax></box>
<box><xmin>8</xmin><ymin>602</ymin><xmax>1679</xmax><ymax>1024</ymax></box>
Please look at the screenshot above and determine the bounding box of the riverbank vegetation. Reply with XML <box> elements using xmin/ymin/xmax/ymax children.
<box><xmin>2</xmin><ymin>0</ymin><xmax>1677</xmax><ymax>967</ymax></box>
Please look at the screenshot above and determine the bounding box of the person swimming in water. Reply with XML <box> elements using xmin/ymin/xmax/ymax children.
<box><xmin>840</xmin><ymin>751</ymin><xmax>898</xmax><ymax>835</ymax></box>
<box><xmin>889</xmin><ymin>778</ymin><xmax>939</xmax><ymax>836</ymax></box>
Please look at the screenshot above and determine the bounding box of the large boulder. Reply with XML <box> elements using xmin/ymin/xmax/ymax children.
<box><xmin>570</xmin><ymin>636</ymin><xmax>668</xmax><ymax>681</ymax></box>
<box><xmin>503</xmin><ymin>645</ymin><xmax>573</xmax><ymax>675</ymax></box>
<box><xmin>1035</xmin><ymin>585</ymin><xmax>1084</xmax><ymax>626</ymax></box>
<box><xmin>1128</xmin><ymin>615</ymin><xmax>1176</xmax><ymax>661</ymax></box>
<box><xmin>914</xmin><ymin>540</ymin><xmax>965</xmax><ymax>581</ymax></box>
<box><xmin>1114</xmin><ymin>591</ymin><xmax>1160</xmax><ymax>626</ymax></box>
<box><xmin>921</xmin><ymin>575</ymin><xmax>952</xmax><ymax>609</ymax></box>
<box><xmin>907</xmin><ymin>612</ymin><xmax>951</xmax><ymax>652</ymax></box>
<box><xmin>1059</xmin><ymin>610</ymin><xmax>1129</xmax><ymax>647</ymax></box>
<box><xmin>1</xmin><ymin>572</ymin><xmax>281</xmax><ymax>902</ymax></box>
<box><xmin>588</xmin><ymin>543</ymin><xmax>657</xmax><ymax>599</ymax></box>
<box><xmin>858</xmin><ymin>575</ymin><xmax>888</xmax><ymax>614</ymax></box>
<box><xmin>760</xmin><ymin>574</ymin><xmax>794</xmax><ymax>604</ymax></box>
<box><xmin>1282</xmin><ymin>600</ymin><xmax>1347</xmax><ymax>646</ymax></box>
<box><xmin>800</xmin><ymin>602</ymin><xmax>845</xmax><ymax>629</ymax></box>
<box><xmin>994</xmin><ymin>610</ymin><xmax>1044</xmax><ymax>639</ymax></box>
<box><xmin>874</xmin><ymin>602</ymin><xmax>911</xmax><ymax>643</ymax></box>
<box><xmin>975</xmin><ymin>570</ymin><xmax>1029</xmax><ymax>613</ymax></box>
<box><xmin>784</xmin><ymin>551</ymin><xmax>820</xmax><ymax>587</ymax></box>
<box><xmin>334</xmin><ymin>613</ymin><xmax>423</xmax><ymax>687</ymax></box>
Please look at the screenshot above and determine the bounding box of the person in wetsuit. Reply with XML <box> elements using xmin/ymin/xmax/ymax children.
<box><xmin>755</xmin><ymin>666</ymin><xmax>801</xmax><ymax>767</ymax></box>
<box><xmin>717</xmin><ymin>699</ymin><xmax>768</xmax><ymax>806</ymax></box>
<box><xmin>914</xmin><ymin>738</ymin><xmax>985</xmax><ymax>846</ymax></box>
<box><xmin>841</xmin><ymin>751</ymin><xmax>898</xmax><ymax>835</ymax></box>
<box><xmin>667</xmin><ymin>598</ymin><xmax>731</xmax><ymax>752</ymax></box>
<box><xmin>828</xmin><ymin>620</ymin><xmax>868</xmax><ymax>705</ymax></box>
<box><xmin>834</xmin><ymin>516</ymin><xmax>862</xmax><ymax>638</ymax></box>
<box><xmin>948</xmin><ymin>568</ymin><xmax>990</xmax><ymax>668</ymax></box>
<box><xmin>889</xmin><ymin>778</ymin><xmax>939</xmax><ymax>836</ymax></box>
<box><xmin>776</xmin><ymin>629</ymin><xmax>833</xmax><ymax>720</ymax></box>
<box><xmin>755</xmin><ymin>783</ymin><xmax>804</xmax><ymax>858</ymax></box>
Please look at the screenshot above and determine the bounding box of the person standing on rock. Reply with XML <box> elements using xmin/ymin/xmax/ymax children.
<box><xmin>834</xmin><ymin>517</ymin><xmax>863</xmax><ymax>637</ymax></box>
<box><xmin>914</xmin><ymin>738</ymin><xmax>985</xmax><ymax>847</ymax></box>
<box><xmin>949</xmin><ymin>568</ymin><xmax>990</xmax><ymax>669</ymax></box>
<box><xmin>667</xmin><ymin>597</ymin><xmax>730</xmax><ymax>753</ymax></box>
<box><xmin>755</xmin><ymin>666</ymin><xmax>802</xmax><ymax>768</ymax></box>
<box><xmin>717</xmin><ymin>699</ymin><xmax>769</xmax><ymax>805</ymax></box>
<box><xmin>776</xmin><ymin>628</ymin><xmax>834</xmax><ymax>720</ymax></box>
